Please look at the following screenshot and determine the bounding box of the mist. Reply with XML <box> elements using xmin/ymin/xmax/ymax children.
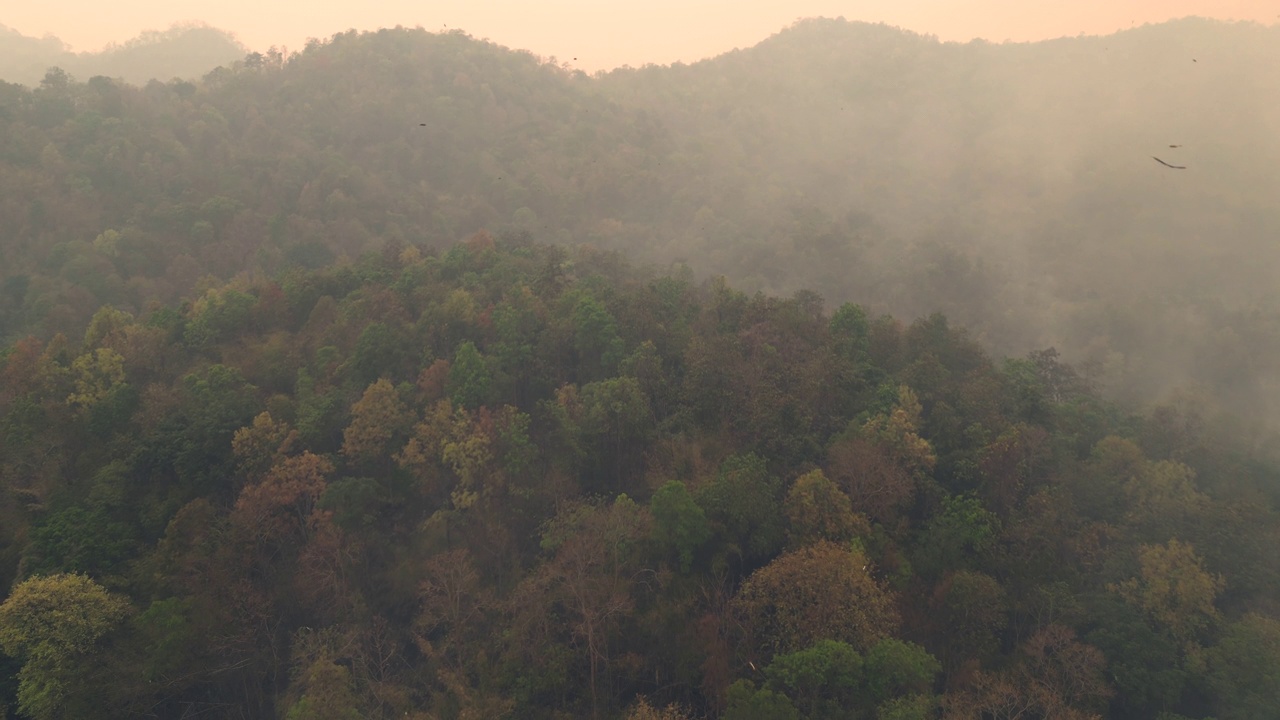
<box><xmin>1</xmin><ymin>17</ymin><xmax>1279</xmax><ymax>437</ymax></box>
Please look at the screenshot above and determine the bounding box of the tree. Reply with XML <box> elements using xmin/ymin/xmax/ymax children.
<box><xmin>723</xmin><ymin>680</ymin><xmax>800</xmax><ymax>720</ymax></box>
<box><xmin>578</xmin><ymin>376</ymin><xmax>651</xmax><ymax>491</ymax></box>
<box><xmin>232</xmin><ymin>452</ymin><xmax>334</xmax><ymax>547</ymax></box>
<box><xmin>64</xmin><ymin>347</ymin><xmax>125</xmax><ymax>410</ymax></box>
<box><xmin>0</xmin><ymin>574</ymin><xmax>130</xmax><ymax>720</ymax></box>
<box><xmin>733</xmin><ymin>541</ymin><xmax>898</xmax><ymax>658</ymax></box>
<box><xmin>284</xmin><ymin>660</ymin><xmax>362</xmax><ymax>720</ymax></box>
<box><xmin>912</xmin><ymin>494</ymin><xmax>1000</xmax><ymax>581</ymax></box>
<box><xmin>447</xmin><ymin>340</ymin><xmax>492</xmax><ymax>409</ymax></box>
<box><xmin>697</xmin><ymin>453</ymin><xmax>786</xmax><ymax>567</ymax></box>
<box><xmin>929</xmin><ymin>570</ymin><xmax>1008</xmax><ymax>669</ymax></box>
<box><xmin>650</xmin><ymin>480</ymin><xmax>711</xmax><ymax>573</ymax></box>
<box><xmin>232</xmin><ymin>411</ymin><xmax>297</xmax><ymax>484</ymax></box>
<box><xmin>1113</xmin><ymin>539</ymin><xmax>1223</xmax><ymax>645</ymax></box>
<box><xmin>1208</xmin><ymin>613</ymin><xmax>1280</xmax><ymax>720</ymax></box>
<box><xmin>517</xmin><ymin>497</ymin><xmax>652</xmax><ymax>719</ymax></box>
<box><xmin>625</xmin><ymin>696</ymin><xmax>696</xmax><ymax>720</ymax></box>
<box><xmin>571</xmin><ymin>292</ymin><xmax>625</xmax><ymax>381</ymax></box>
<box><xmin>763</xmin><ymin>639</ymin><xmax>863</xmax><ymax>719</ymax></box>
<box><xmin>859</xmin><ymin>385</ymin><xmax>936</xmax><ymax>479</ymax></box>
<box><xmin>825</xmin><ymin>435</ymin><xmax>916</xmax><ymax>523</ymax></box>
<box><xmin>944</xmin><ymin>625</ymin><xmax>1111</xmax><ymax>720</ymax></box>
<box><xmin>862</xmin><ymin>638</ymin><xmax>941</xmax><ymax>703</ymax></box>
<box><xmin>350</xmin><ymin>321</ymin><xmax>410</xmax><ymax>385</ymax></box>
<box><xmin>783</xmin><ymin>469</ymin><xmax>869</xmax><ymax>547</ymax></box>
<box><xmin>341</xmin><ymin>378</ymin><xmax>413</xmax><ymax>462</ymax></box>
<box><xmin>1083</xmin><ymin>595</ymin><xmax>1186</xmax><ymax>717</ymax></box>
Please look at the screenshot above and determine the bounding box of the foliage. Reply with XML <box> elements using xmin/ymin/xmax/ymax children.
<box><xmin>0</xmin><ymin>574</ymin><xmax>130</xmax><ymax>720</ymax></box>
<box><xmin>0</xmin><ymin>234</ymin><xmax>1276</xmax><ymax>719</ymax></box>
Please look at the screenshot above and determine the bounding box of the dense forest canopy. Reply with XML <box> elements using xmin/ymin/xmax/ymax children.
<box><xmin>2</xmin><ymin>16</ymin><xmax>1280</xmax><ymax>719</ymax></box>
<box><xmin>2</xmin><ymin>235</ymin><xmax>1280</xmax><ymax>719</ymax></box>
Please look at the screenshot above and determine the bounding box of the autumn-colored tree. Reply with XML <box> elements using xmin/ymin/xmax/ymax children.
<box><xmin>413</xmin><ymin>547</ymin><xmax>495</xmax><ymax>701</ymax></box>
<box><xmin>860</xmin><ymin>384</ymin><xmax>936</xmax><ymax>479</ymax></box>
<box><xmin>1113</xmin><ymin>538</ymin><xmax>1224</xmax><ymax>645</ymax></box>
<box><xmin>341</xmin><ymin>377</ymin><xmax>413</xmax><ymax>462</ymax></box>
<box><xmin>733</xmin><ymin>541</ymin><xmax>898</xmax><ymax>658</ymax></box>
<box><xmin>232</xmin><ymin>451</ymin><xmax>334</xmax><ymax>546</ymax></box>
<box><xmin>232</xmin><ymin>411</ymin><xmax>298</xmax><ymax>484</ymax></box>
<box><xmin>943</xmin><ymin>625</ymin><xmax>1111</xmax><ymax>720</ymax></box>
<box><xmin>976</xmin><ymin>423</ymin><xmax>1049</xmax><ymax>516</ymax></box>
<box><xmin>825</xmin><ymin>435</ymin><xmax>916</xmax><ymax>523</ymax></box>
<box><xmin>625</xmin><ymin>696</ymin><xmax>696</xmax><ymax>720</ymax></box>
<box><xmin>783</xmin><ymin>469</ymin><xmax>869</xmax><ymax>548</ymax></box>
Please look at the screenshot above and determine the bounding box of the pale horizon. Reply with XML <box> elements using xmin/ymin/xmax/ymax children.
<box><xmin>5</xmin><ymin>1</ymin><xmax>1279</xmax><ymax>72</ymax></box>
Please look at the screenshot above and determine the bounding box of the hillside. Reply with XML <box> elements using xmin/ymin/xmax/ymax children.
<box><xmin>1</xmin><ymin>19</ymin><xmax>1278</xmax><ymax>437</ymax></box>
<box><xmin>2</xmin><ymin>236</ymin><xmax>1279</xmax><ymax>719</ymax></box>
<box><xmin>0</xmin><ymin>23</ymin><xmax>246</xmax><ymax>87</ymax></box>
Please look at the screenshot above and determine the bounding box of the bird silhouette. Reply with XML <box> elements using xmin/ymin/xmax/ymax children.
<box><xmin>1152</xmin><ymin>156</ymin><xmax>1186</xmax><ymax>170</ymax></box>
<box><xmin>1168</xmin><ymin>144</ymin><xmax>1182</xmax><ymax>148</ymax></box>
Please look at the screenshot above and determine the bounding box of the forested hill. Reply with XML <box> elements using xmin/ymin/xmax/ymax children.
<box><xmin>0</xmin><ymin>24</ymin><xmax>247</xmax><ymax>88</ymax></box>
<box><xmin>2</xmin><ymin>235</ymin><xmax>1280</xmax><ymax>719</ymax></box>
<box><xmin>1</xmin><ymin>18</ymin><xmax>1280</xmax><ymax>429</ymax></box>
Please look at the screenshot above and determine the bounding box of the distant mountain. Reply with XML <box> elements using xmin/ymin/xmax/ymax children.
<box><xmin>0</xmin><ymin>22</ymin><xmax>246</xmax><ymax>87</ymax></box>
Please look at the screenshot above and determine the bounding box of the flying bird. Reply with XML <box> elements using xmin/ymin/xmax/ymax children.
<box><xmin>1168</xmin><ymin>144</ymin><xmax>1182</xmax><ymax>148</ymax></box>
<box><xmin>419</xmin><ymin>123</ymin><xmax>427</xmax><ymax>126</ymax></box>
<box><xmin>1152</xmin><ymin>156</ymin><xmax>1186</xmax><ymax>170</ymax></box>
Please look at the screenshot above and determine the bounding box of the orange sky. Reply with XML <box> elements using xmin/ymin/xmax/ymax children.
<box><xmin>6</xmin><ymin>1</ymin><xmax>1278</xmax><ymax>71</ymax></box>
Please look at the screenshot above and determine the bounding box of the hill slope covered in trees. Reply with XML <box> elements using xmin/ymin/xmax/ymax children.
<box><xmin>0</xmin><ymin>23</ymin><xmax>247</xmax><ymax>88</ymax></box>
<box><xmin>2</xmin><ymin>235</ymin><xmax>1280</xmax><ymax>719</ymax></box>
<box><xmin>1</xmin><ymin>18</ymin><xmax>1278</xmax><ymax>436</ymax></box>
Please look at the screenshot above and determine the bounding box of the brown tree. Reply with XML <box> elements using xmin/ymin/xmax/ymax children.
<box><xmin>784</xmin><ymin>469</ymin><xmax>870</xmax><ymax>547</ymax></box>
<box><xmin>342</xmin><ymin>378</ymin><xmax>414</xmax><ymax>462</ymax></box>
<box><xmin>733</xmin><ymin>541</ymin><xmax>898</xmax><ymax>658</ymax></box>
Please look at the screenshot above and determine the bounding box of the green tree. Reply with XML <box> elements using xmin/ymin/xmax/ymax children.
<box><xmin>350</xmin><ymin>321</ymin><xmax>409</xmax><ymax>384</ymax></box>
<box><xmin>571</xmin><ymin>293</ymin><xmax>625</xmax><ymax>381</ymax></box>
<box><xmin>862</xmin><ymin>638</ymin><xmax>941</xmax><ymax>703</ymax></box>
<box><xmin>0</xmin><ymin>574</ymin><xmax>130</xmax><ymax>720</ymax></box>
<box><xmin>912</xmin><ymin>494</ymin><xmax>1000</xmax><ymax>580</ymax></box>
<box><xmin>1208</xmin><ymin>613</ymin><xmax>1280</xmax><ymax>720</ymax></box>
<box><xmin>447</xmin><ymin>340</ymin><xmax>492</xmax><ymax>409</ymax></box>
<box><xmin>697</xmin><ymin>453</ymin><xmax>786</xmax><ymax>567</ymax></box>
<box><xmin>723</xmin><ymin>680</ymin><xmax>800</xmax><ymax>720</ymax></box>
<box><xmin>650</xmin><ymin>480</ymin><xmax>711</xmax><ymax>572</ymax></box>
<box><xmin>763</xmin><ymin>639</ymin><xmax>863</xmax><ymax>719</ymax></box>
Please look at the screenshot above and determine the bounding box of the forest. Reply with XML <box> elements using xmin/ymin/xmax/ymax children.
<box><xmin>0</xmin><ymin>23</ymin><xmax>247</xmax><ymax>88</ymax></box>
<box><xmin>2</xmin><ymin>16</ymin><xmax>1280</xmax><ymax>720</ymax></box>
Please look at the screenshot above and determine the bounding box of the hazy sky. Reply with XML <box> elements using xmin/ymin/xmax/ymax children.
<box><xmin>7</xmin><ymin>1</ymin><xmax>1278</xmax><ymax>71</ymax></box>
